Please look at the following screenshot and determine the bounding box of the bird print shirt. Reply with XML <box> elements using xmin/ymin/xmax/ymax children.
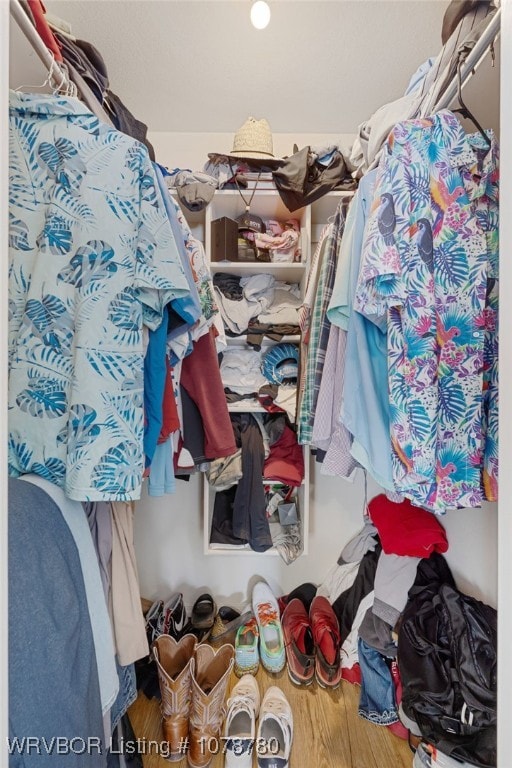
<box><xmin>8</xmin><ymin>92</ymin><xmax>190</xmax><ymax>501</ymax></box>
<box><xmin>354</xmin><ymin>110</ymin><xmax>499</xmax><ymax>513</ymax></box>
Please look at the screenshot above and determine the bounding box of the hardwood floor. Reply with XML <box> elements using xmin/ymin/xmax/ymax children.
<box><xmin>128</xmin><ymin>666</ymin><xmax>414</xmax><ymax>768</ymax></box>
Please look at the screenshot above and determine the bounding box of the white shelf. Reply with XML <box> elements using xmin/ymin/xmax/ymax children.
<box><xmin>206</xmin><ymin>543</ymin><xmax>281</xmax><ymax>557</ymax></box>
<box><xmin>203</xmin><ymin>446</ymin><xmax>310</xmax><ymax>557</ymax></box>
<box><xmin>211</xmin><ymin>261</ymin><xmax>306</xmax><ymax>283</ymax></box>
<box><xmin>225</xmin><ymin>334</ymin><xmax>301</xmax><ymax>346</ymax></box>
<box><xmin>198</xmin><ymin>186</ymin><xmax>335</xmax><ymax>559</ymax></box>
<box><xmin>227</xmin><ymin>401</ymin><xmax>267</xmax><ymax>413</ymax></box>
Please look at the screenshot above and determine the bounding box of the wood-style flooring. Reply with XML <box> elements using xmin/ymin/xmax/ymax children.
<box><xmin>128</xmin><ymin>665</ymin><xmax>414</xmax><ymax>768</ymax></box>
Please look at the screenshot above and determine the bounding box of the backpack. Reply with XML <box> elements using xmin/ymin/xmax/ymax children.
<box><xmin>398</xmin><ymin>582</ymin><xmax>497</xmax><ymax>767</ymax></box>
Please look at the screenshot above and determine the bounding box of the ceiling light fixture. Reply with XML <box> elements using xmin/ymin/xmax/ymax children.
<box><xmin>250</xmin><ymin>1</ymin><xmax>271</xmax><ymax>30</ymax></box>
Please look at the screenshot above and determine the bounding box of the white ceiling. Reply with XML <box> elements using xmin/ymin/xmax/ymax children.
<box><xmin>19</xmin><ymin>0</ymin><xmax>450</xmax><ymax>136</ymax></box>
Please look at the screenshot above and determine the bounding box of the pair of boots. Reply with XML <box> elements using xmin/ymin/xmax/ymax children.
<box><xmin>153</xmin><ymin>633</ymin><xmax>234</xmax><ymax>767</ymax></box>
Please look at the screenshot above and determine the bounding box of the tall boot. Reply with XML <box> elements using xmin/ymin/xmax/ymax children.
<box><xmin>188</xmin><ymin>644</ymin><xmax>235</xmax><ymax>768</ymax></box>
<box><xmin>153</xmin><ymin>633</ymin><xmax>197</xmax><ymax>762</ymax></box>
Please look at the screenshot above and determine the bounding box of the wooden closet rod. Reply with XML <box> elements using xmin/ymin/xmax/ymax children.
<box><xmin>10</xmin><ymin>0</ymin><xmax>71</xmax><ymax>92</ymax></box>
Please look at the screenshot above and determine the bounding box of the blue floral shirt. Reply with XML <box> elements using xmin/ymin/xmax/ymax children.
<box><xmin>8</xmin><ymin>92</ymin><xmax>190</xmax><ymax>501</ymax></box>
<box><xmin>355</xmin><ymin>110</ymin><xmax>499</xmax><ymax>513</ymax></box>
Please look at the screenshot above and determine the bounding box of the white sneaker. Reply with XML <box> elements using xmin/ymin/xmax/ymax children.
<box><xmin>413</xmin><ymin>744</ymin><xmax>432</xmax><ymax>768</ymax></box>
<box><xmin>413</xmin><ymin>742</ymin><xmax>474</xmax><ymax>768</ymax></box>
<box><xmin>432</xmin><ymin>749</ymin><xmax>474</xmax><ymax>768</ymax></box>
<box><xmin>256</xmin><ymin>686</ymin><xmax>293</xmax><ymax>768</ymax></box>
<box><xmin>224</xmin><ymin>674</ymin><xmax>260</xmax><ymax>768</ymax></box>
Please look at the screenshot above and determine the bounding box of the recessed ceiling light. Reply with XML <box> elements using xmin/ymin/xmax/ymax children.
<box><xmin>250</xmin><ymin>1</ymin><xmax>271</xmax><ymax>30</ymax></box>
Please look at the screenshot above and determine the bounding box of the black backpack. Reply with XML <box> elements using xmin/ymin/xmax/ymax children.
<box><xmin>398</xmin><ymin>582</ymin><xmax>497</xmax><ymax>767</ymax></box>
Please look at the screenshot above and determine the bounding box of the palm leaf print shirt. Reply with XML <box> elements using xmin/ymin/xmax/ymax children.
<box><xmin>8</xmin><ymin>92</ymin><xmax>190</xmax><ymax>501</ymax></box>
<box><xmin>354</xmin><ymin>110</ymin><xmax>499</xmax><ymax>513</ymax></box>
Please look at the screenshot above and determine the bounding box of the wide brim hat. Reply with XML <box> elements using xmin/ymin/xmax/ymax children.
<box><xmin>209</xmin><ymin>117</ymin><xmax>283</xmax><ymax>165</ymax></box>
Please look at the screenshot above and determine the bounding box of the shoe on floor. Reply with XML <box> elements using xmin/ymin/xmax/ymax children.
<box><xmin>145</xmin><ymin>598</ymin><xmax>164</xmax><ymax>645</ymax></box>
<box><xmin>252</xmin><ymin>581</ymin><xmax>285</xmax><ymax>674</ymax></box>
<box><xmin>256</xmin><ymin>686</ymin><xmax>293</xmax><ymax>768</ymax></box>
<box><xmin>211</xmin><ymin>607</ymin><xmax>253</xmax><ymax>647</ymax></box>
<box><xmin>309</xmin><ymin>595</ymin><xmax>342</xmax><ymax>688</ymax></box>
<box><xmin>281</xmin><ymin>598</ymin><xmax>315</xmax><ymax>686</ymax></box>
<box><xmin>161</xmin><ymin>593</ymin><xmax>188</xmax><ymax>639</ymax></box>
<box><xmin>188</xmin><ymin>644</ymin><xmax>235</xmax><ymax>768</ymax></box>
<box><xmin>234</xmin><ymin>615</ymin><xmax>260</xmax><ymax>677</ymax></box>
<box><xmin>223</xmin><ymin>674</ymin><xmax>260</xmax><ymax>768</ymax></box>
<box><xmin>191</xmin><ymin>593</ymin><xmax>217</xmax><ymax>630</ymax></box>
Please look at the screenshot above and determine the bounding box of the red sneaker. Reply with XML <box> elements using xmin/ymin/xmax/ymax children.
<box><xmin>309</xmin><ymin>596</ymin><xmax>342</xmax><ymax>688</ymax></box>
<box><xmin>281</xmin><ymin>599</ymin><xmax>315</xmax><ymax>686</ymax></box>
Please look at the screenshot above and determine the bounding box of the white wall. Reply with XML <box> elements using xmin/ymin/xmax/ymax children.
<box><xmin>134</xmin><ymin>416</ymin><xmax>498</xmax><ymax>611</ymax></box>
<box><xmin>134</xmin><ymin>464</ymin><xmax>384</xmax><ymax>610</ymax></box>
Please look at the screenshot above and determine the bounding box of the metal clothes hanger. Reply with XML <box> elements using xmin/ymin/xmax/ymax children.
<box><xmin>452</xmin><ymin>55</ymin><xmax>492</xmax><ymax>151</ymax></box>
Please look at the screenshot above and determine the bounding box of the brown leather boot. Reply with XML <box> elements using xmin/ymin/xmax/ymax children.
<box><xmin>153</xmin><ymin>633</ymin><xmax>197</xmax><ymax>762</ymax></box>
<box><xmin>188</xmin><ymin>644</ymin><xmax>235</xmax><ymax>768</ymax></box>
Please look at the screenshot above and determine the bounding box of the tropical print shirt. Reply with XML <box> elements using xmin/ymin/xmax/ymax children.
<box><xmin>8</xmin><ymin>92</ymin><xmax>190</xmax><ymax>501</ymax></box>
<box><xmin>355</xmin><ymin>110</ymin><xmax>499</xmax><ymax>513</ymax></box>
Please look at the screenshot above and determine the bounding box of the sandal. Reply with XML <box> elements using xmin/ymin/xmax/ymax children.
<box><xmin>191</xmin><ymin>593</ymin><xmax>217</xmax><ymax>630</ymax></box>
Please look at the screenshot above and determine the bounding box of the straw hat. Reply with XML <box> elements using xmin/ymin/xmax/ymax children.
<box><xmin>209</xmin><ymin>117</ymin><xmax>282</xmax><ymax>165</ymax></box>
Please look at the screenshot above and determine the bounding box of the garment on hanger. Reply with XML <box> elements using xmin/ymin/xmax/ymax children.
<box><xmin>21</xmin><ymin>474</ymin><xmax>119</xmax><ymax>715</ymax></box>
<box><xmin>8</xmin><ymin>92</ymin><xmax>190</xmax><ymax>501</ymax></box>
<box><xmin>349</xmin><ymin>58</ymin><xmax>435</xmax><ymax>178</ymax></box>
<box><xmin>297</xmin><ymin>202</ymin><xmax>349</xmax><ymax>444</ymax></box>
<box><xmin>180</xmin><ymin>327</ymin><xmax>237</xmax><ymax>460</ymax></box>
<box><xmin>144</xmin><ymin>305</ymin><xmax>170</xmax><ymax>468</ymax></box>
<box><xmin>26</xmin><ymin>0</ymin><xmax>63</xmax><ymax>61</ymax></box>
<box><xmin>54</xmin><ymin>30</ymin><xmax>156</xmax><ymax>159</ymax></box>
<box><xmin>355</xmin><ymin>110</ymin><xmax>499</xmax><ymax>513</ymax></box>
<box><xmin>349</xmin><ymin>1</ymin><xmax>496</xmax><ymax>177</ymax></box>
<box><xmin>9</xmin><ymin>478</ymin><xmax>107</xmax><ymax>765</ymax></box>
<box><xmin>328</xmin><ymin>169</ymin><xmax>395</xmax><ymax>490</ymax></box>
<box><xmin>311</xmin><ymin>323</ymin><xmax>358</xmax><ymax>479</ymax></box>
<box><xmin>110</xmin><ymin>501</ymin><xmax>149</xmax><ymax>666</ymax></box>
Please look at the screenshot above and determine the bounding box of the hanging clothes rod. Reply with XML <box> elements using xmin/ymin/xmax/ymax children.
<box><xmin>434</xmin><ymin>6</ymin><xmax>501</xmax><ymax>112</ymax></box>
<box><xmin>10</xmin><ymin>0</ymin><xmax>71</xmax><ymax>91</ymax></box>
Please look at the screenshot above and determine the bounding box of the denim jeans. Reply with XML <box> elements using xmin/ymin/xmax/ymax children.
<box><xmin>358</xmin><ymin>638</ymin><xmax>398</xmax><ymax>725</ymax></box>
<box><xmin>111</xmin><ymin>661</ymin><xmax>137</xmax><ymax>732</ymax></box>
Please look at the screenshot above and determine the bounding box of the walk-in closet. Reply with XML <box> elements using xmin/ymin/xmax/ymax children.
<box><xmin>2</xmin><ymin>2</ymin><xmax>512</xmax><ymax>767</ymax></box>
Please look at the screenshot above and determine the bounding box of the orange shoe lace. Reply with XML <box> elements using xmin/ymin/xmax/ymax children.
<box><xmin>240</xmin><ymin>617</ymin><xmax>259</xmax><ymax>637</ymax></box>
<box><xmin>257</xmin><ymin>602</ymin><xmax>279</xmax><ymax>626</ymax></box>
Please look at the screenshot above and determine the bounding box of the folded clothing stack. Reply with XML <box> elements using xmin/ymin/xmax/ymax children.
<box><xmin>213</xmin><ymin>273</ymin><xmax>301</xmax><ymax>337</ymax></box>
